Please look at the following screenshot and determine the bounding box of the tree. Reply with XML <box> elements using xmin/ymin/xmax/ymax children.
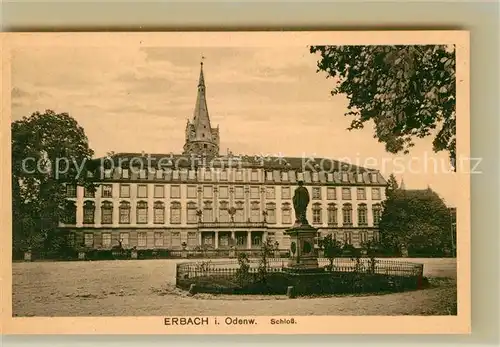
<box><xmin>310</xmin><ymin>45</ymin><xmax>456</xmax><ymax>167</ymax></box>
<box><xmin>319</xmin><ymin>234</ymin><xmax>343</xmax><ymax>271</ymax></box>
<box><xmin>12</xmin><ymin>110</ymin><xmax>95</xmax><ymax>254</ymax></box>
<box><xmin>385</xmin><ymin>173</ymin><xmax>399</xmax><ymax>199</ymax></box>
<box><xmin>378</xmin><ymin>188</ymin><xmax>451</xmax><ymax>256</ymax></box>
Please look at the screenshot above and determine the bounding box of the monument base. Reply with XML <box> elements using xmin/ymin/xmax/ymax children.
<box><xmin>284</xmin><ymin>223</ymin><xmax>319</xmax><ymax>270</ymax></box>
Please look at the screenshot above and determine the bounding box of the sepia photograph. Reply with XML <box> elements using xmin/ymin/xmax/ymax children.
<box><xmin>1</xmin><ymin>31</ymin><xmax>470</xmax><ymax>334</ymax></box>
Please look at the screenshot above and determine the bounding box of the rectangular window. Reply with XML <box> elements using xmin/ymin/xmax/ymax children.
<box><xmin>219</xmin><ymin>186</ymin><xmax>229</xmax><ymax>199</ymax></box>
<box><xmin>327</xmin><ymin>187</ymin><xmax>336</xmax><ymax>200</ymax></box>
<box><xmin>267</xmin><ymin>208</ymin><xmax>276</xmax><ymax>224</ymax></box>
<box><xmin>122</xmin><ymin>169</ymin><xmax>129</xmax><ymax>179</ymax></box>
<box><xmin>83</xmin><ymin>188</ymin><xmax>95</xmax><ymax>198</ymax></box>
<box><xmin>154</xmin><ymin>207</ymin><xmax>164</xmax><ymax>224</ymax></box>
<box><xmin>171</xmin><ymin>232</ymin><xmax>181</xmax><ymax>247</ymax></box>
<box><xmin>313</xmin><ymin>209</ymin><xmax>322</xmax><ymax>224</ymax></box>
<box><xmin>172</xmin><ymin>170</ymin><xmax>180</xmax><ymax>180</ymax></box>
<box><xmin>250</xmin><ymin>186</ymin><xmax>259</xmax><ymax>199</ymax></box>
<box><xmin>281</xmin><ymin>186</ymin><xmax>291</xmax><ymax>199</ymax></box>
<box><xmin>137</xmin><ymin>184</ymin><xmax>148</xmax><ymax>198</ymax></box>
<box><xmin>327</xmin><ymin>173</ymin><xmax>334</xmax><ymax>182</ymax></box>
<box><xmin>137</xmin><ymin>207</ymin><xmax>148</xmax><ymax>224</ymax></box>
<box><xmin>312</xmin><ymin>187</ymin><xmax>321</xmax><ymax>200</ymax></box>
<box><xmin>66</xmin><ymin>185</ymin><xmax>77</xmax><ymax>198</ymax></box>
<box><xmin>282</xmin><ymin>172</ymin><xmax>289</xmax><ymax>181</ymax></box>
<box><xmin>328</xmin><ymin>208</ymin><xmax>337</xmax><ymax>225</ymax></box>
<box><xmin>343</xmin><ymin>232</ymin><xmax>352</xmax><ymax>245</ymax></box>
<box><xmin>138</xmin><ymin>169</ymin><xmax>146</xmax><ymax>179</ymax></box>
<box><xmin>251</xmin><ymin>170</ymin><xmax>258</xmax><ymax>181</ymax></box>
<box><xmin>170</xmin><ymin>185</ymin><xmax>181</xmax><ymax>198</ymax></box>
<box><xmin>252</xmin><ymin>234</ymin><xmax>262</xmax><ymax>247</ymax></box>
<box><xmin>154</xmin><ymin>185</ymin><xmax>164</xmax><ymax>198</ymax></box>
<box><xmin>372</xmin><ymin>188</ymin><xmax>381</xmax><ymax>200</ymax></box>
<box><xmin>83</xmin><ymin>206</ymin><xmax>95</xmax><ymax>224</ymax></box>
<box><xmin>312</xmin><ymin>172</ymin><xmax>319</xmax><ymax>182</ymax></box>
<box><xmin>102</xmin><ymin>233</ymin><xmax>111</xmax><ymax>248</ymax></box>
<box><xmin>219</xmin><ymin>209</ymin><xmax>230</xmax><ymax>223</ymax></box>
<box><xmin>234</xmin><ymin>209</ymin><xmax>244</xmax><ymax>223</ymax></box>
<box><xmin>203</xmin><ymin>208</ymin><xmax>213</xmax><ymax>223</ymax></box>
<box><xmin>188</xmin><ymin>170</ymin><xmax>196</xmax><ymax>180</ymax></box>
<box><xmin>235</xmin><ymin>170</ymin><xmax>243</xmax><ymax>181</ymax></box>
<box><xmin>266</xmin><ymin>171</ymin><xmax>273</xmax><ymax>181</ymax></box>
<box><xmin>102</xmin><ymin>184</ymin><xmax>113</xmax><ymax>198</ymax></box>
<box><xmin>138</xmin><ymin>232</ymin><xmax>147</xmax><ymax>247</ymax></box>
<box><xmin>187</xmin><ymin>232</ymin><xmax>197</xmax><ymax>247</ymax></box>
<box><xmin>234</xmin><ymin>186</ymin><xmax>244</xmax><ymax>199</ymax></box>
<box><xmin>120</xmin><ymin>206</ymin><xmax>130</xmax><ymax>224</ymax></box>
<box><xmin>282</xmin><ymin>209</ymin><xmax>291</xmax><ymax>224</ymax></box>
<box><xmin>265</xmin><ymin>187</ymin><xmax>275</xmax><ymax>199</ymax></box>
<box><xmin>156</xmin><ymin>169</ymin><xmax>163</xmax><ymax>179</ymax></box>
<box><xmin>187</xmin><ymin>208</ymin><xmax>198</xmax><ymax>224</ymax></box>
<box><xmin>250</xmin><ymin>209</ymin><xmax>260</xmax><ymax>223</ymax></box>
<box><xmin>203</xmin><ymin>186</ymin><xmax>213</xmax><ymax>198</ymax></box>
<box><xmin>154</xmin><ymin>232</ymin><xmax>163</xmax><ymax>247</ymax></box>
<box><xmin>204</xmin><ymin>169</ymin><xmax>211</xmax><ymax>180</ymax></box>
<box><xmin>360</xmin><ymin>231</ymin><xmax>368</xmax><ymax>244</ymax></box>
<box><xmin>171</xmin><ymin>208</ymin><xmax>181</xmax><ymax>224</ymax></box>
<box><xmin>357</xmin><ymin>188</ymin><xmax>366</xmax><ymax>200</ymax></box>
<box><xmin>371</xmin><ymin>173</ymin><xmax>378</xmax><ymax>183</ymax></box>
<box><xmin>84</xmin><ymin>233</ymin><xmax>94</xmax><ymax>247</ymax></box>
<box><xmin>220</xmin><ymin>170</ymin><xmax>228</xmax><ymax>181</ymax></box>
<box><xmin>180</xmin><ymin>169</ymin><xmax>188</xmax><ymax>181</ymax></box>
<box><xmin>101</xmin><ymin>207</ymin><xmax>113</xmax><ymax>224</ymax></box>
<box><xmin>342</xmin><ymin>187</ymin><xmax>351</xmax><ymax>200</ymax></box>
<box><xmin>120</xmin><ymin>184</ymin><xmax>130</xmax><ymax>198</ymax></box>
<box><xmin>120</xmin><ymin>232</ymin><xmax>129</xmax><ymax>247</ymax></box>
<box><xmin>236</xmin><ymin>234</ymin><xmax>246</xmax><ymax>246</ymax></box>
<box><xmin>187</xmin><ymin>185</ymin><xmax>197</xmax><ymax>198</ymax></box>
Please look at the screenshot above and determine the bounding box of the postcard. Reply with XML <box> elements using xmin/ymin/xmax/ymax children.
<box><xmin>1</xmin><ymin>31</ymin><xmax>470</xmax><ymax>334</ymax></box>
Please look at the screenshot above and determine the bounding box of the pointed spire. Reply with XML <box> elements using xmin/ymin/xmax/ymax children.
<box><xmin>198</xmin><ymin>57</ymin><xmax>205</xmax><ymax>87</ymax></box>
<box><xmin>400</xmin><ymin>177</ymin><xmax>406</xmax><ymax>190</ymax></box>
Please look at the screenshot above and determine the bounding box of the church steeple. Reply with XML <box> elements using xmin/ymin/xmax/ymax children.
<box><xmin>183</xmin><ymin>59</ymin><xmax>220</xmax><ymax>158</ymax></box>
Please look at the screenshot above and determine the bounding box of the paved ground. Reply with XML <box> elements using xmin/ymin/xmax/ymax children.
<box><xmin>12</xmin><ymin>258</ymin><xmax>456</xmax><ymax>317</ymax></box>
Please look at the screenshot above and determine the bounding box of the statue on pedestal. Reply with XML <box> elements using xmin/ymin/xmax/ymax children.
<box><xmin>293</xmin><ymin>180</ymin><xmax>310</xmax><ymax>226</ymax></box>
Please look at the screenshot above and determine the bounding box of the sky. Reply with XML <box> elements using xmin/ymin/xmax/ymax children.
<box><xmin>11</xmin><ymin>46</ymin><xmax>458</xmax><ymax>206</ymax></box>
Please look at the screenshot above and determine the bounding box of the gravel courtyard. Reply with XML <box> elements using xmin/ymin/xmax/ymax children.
<box><xmin>12</xmin><ymin>258</ymin><xmax>457</xmax><ymax>317</ymax></box>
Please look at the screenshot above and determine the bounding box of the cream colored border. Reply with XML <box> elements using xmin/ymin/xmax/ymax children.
<box><xmin>0</xmin><ymin>31</ymin><xmax>470</xmax><ymax>335</ymax></box>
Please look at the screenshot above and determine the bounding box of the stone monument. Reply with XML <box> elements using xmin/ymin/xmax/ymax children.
<box><xmin>284</xmin><ymin>180</ymin><xmax>319</xmax><ymax>271</ymax></box>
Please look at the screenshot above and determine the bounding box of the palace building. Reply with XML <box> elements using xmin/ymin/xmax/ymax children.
<box><xmin>62</xmin><ymin>62</ymin><xmax>387</xmax><ymax>252</ymax></box>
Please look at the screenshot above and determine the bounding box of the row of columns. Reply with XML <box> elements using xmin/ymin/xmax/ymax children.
<box><xmin>197</xmin><ymin>230</ymin><xmax>263</xmax><ymax>248</ymax></box>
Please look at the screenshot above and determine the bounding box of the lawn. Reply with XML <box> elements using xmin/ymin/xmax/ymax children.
<box><xmin>12</xmin><ymin>257</ymin><xmax>457</xmax><ymax>317</ymax></box>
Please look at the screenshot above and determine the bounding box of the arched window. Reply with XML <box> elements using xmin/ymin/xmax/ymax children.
<box><xmin>266</xmin><ymin>202</ymin><xmax>276</xmax><ymax>224</ymax></box>
<box><xmin>170</xmin><ymin>201</ymin><xmax>181</xmax><ymax>224</ymax></box>
<box><xmin>101</xmin><ymin>201</ymin><xmax>113</xmax><ymax>224</ymax></box>
<box><xmin>154</xmin><ymin>201</ymin><xmax>165</xmax><ymax>224</ymax></box>
<box><xmin>83</xmin><ymin>200</ymin><xmax>95</xmax><ymax>224</ymax></box>
<box><xmin>250</xmin><ymin>201</ymin><xmax>260</xmax><ymax>223</ymax></box>
<box><xmin>358</xmin><ymin>203</ymin><xmax>368</xmax><ymax>226</ymax></box>
<box><xmin>219</xmin><ymin>200</ymin><xmax>229</xmax><ymax>223</ymax></box>
<box><xmin>137</xmin><ymin>201</ymin><xmax>148</xmax><ymax>224</ymax></box>
<box><xmin>327</xmin><ymin>203</ymin><xmax>337</xmax><ymax>226</ymax></box>
<box><xmin>282</xmin><ymin>202</ymin><xmax>292</xmax><ymax>224</ymax></box>
<box><xmin>372</xmin><ymin>203</ymin><xmax>382</xmax><ymax>226</ymax></box>
<box><xmin>119</xmin><ymin>201</ymin><xmax>131</xmax><ymax>224</ymax></box>
<box><xmin>342</xmin><ymin>203</ymin><xmax>353</xmax><ymax>226</ymax></box>
<box><xmin>234</xmin><ymin>201</ymin><xmax>245</xmax><ymax>222</ymax></box>
<box><xmin>187</xmin><ymin>201</ymin><xmax>197</xmax><ymax>224</ymax></box>
<box><xmin>312</xmin><ymin>203</ymin><xmax>322</xmax><ymax>224</ymax></box>
<box><xmin>203</xmin><ymin>200</ymin><xmax>213</xmax><ymax>222</ymax></box>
